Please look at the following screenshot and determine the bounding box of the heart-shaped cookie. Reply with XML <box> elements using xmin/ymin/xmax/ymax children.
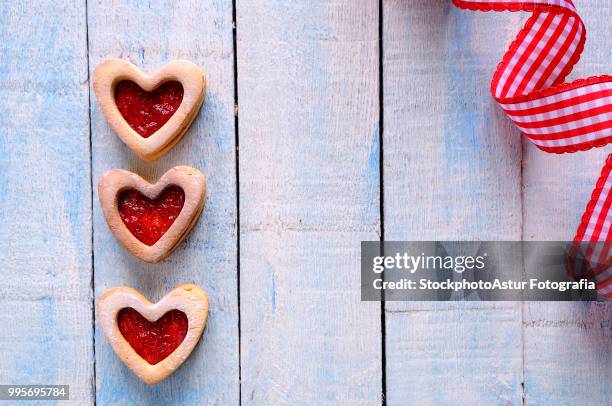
<box><xmin>93</xmin><ymin>59</ymin><xmax>206</xmax><ymax>161</ymax></box>
<box><xmin>97</xmin><ymin>284</ymin><xmax>209</xmax><ymax>385</ymax></box>
<box><xmin>98</xmin><ymin>166</ymin><xmax>206</xmax><ymax>263</ymax></box>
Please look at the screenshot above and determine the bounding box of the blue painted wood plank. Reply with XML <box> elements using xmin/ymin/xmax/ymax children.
<box><xmin>522</xmin><ymin>1</ymin><xmax>612</xmax><ymax>404</ymax></box>
<box><xmin>236</xmin><ymin>0</ymin><xmax>382</xmax><ymax>404</ymax></box>
<box><xmin>382</xmin><ymin>1</ymin><xmax>524</xmax><ymax>405</ymax></box>
<box><xmin>0</xmin><ymin>1</ymin><xmax>93</xmax><ymax>404</ymax></box>
<box><xmin>87</xmin><ymin>1</ymin><xmax>239</xmax><ymax>404</ymax></box>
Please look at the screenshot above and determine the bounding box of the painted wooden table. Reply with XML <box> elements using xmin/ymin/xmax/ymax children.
<box><xmin>0</xmin><ymin>1</ymin><xmax>610</xmax><ymax>405</ymax></box>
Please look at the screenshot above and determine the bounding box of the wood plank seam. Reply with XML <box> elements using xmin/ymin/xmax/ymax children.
<box><xmin>84</xmin><ymin>0</ymin><xmax>97</xmax><ymax>403</ymax></box>
<box><xmin>231</xmin><ymin>0</ymin><xmax>243</xmax><ymax>405</ymax></box>
<box><xmin>378</xmin><ymin>0</ymin><xmax>388</xmax><ymax>404</ymax></box>
<box><xmin>521</xmin><ymin>139</ymin><xmax>526</xmax><ymax>406</ymax></box>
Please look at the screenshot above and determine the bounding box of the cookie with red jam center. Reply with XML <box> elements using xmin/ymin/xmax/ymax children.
<box><xmin>98</xmin><ymin>285</ymin><xmax>208</xmax><ymax>384</ymax></box>
<box><xmin>93</xmin><ymin>59</ymin><xmax>206</xmax><ymax>161</ymax></box>
<box><xmin>98</xmin><ymin>166</ymin><xmax>206</xmax><ymax>263</ymax></box>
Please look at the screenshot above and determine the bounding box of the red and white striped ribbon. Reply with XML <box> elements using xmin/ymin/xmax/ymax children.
<box><xmin>452</xmin><ymin>0</ymin><xmax>612</xmax><ymax>298</ymax></box>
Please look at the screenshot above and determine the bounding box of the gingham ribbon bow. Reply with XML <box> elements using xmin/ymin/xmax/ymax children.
<box><xmin>453</xmin><ymin>0</ymin><xmax>611</xmax><ymax>298</ymax></box>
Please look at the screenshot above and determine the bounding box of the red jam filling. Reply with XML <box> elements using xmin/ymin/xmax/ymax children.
<box><xmin>117</xmin><ymin>307</ymin><xmax>188</xmax><ymax>365</ymax></box>
<box><xmin>114</xmin><ymin>80</ymin><xmax>184</xmax><ymax>138</ymax></box>
<box><xmin>118</xmin><ymin>186</ymin><xmax>185</xmax><ymax>246</ymax></box>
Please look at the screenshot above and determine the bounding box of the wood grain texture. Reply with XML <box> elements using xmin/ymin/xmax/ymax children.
<box><xmin>236</xmin><ymin>0</ymin><xmax>382</xmax><ymax>404</ymax></box>
<box><xmin>0</xmin><ymin>1</ymin><xmax>93</xmax><ymax>404</ymax></box>
<box><xmin>522</xmin><ymin>1</ymin><xmax>612</xmax><ymax>404</ymax></box>
<box><xmin>0</xmin><ymin>0</ymin><xmax>608</xmax><ymax>404</ymax></box>
<box><xmin>87</xmin><ymin>0</ymin><xmax>238</xmax><ymax>404</ymax></box>
<box><xmin>382</xmin><ymin>1</ymin><xmax>524</xmax><ymax>404</ymax></box>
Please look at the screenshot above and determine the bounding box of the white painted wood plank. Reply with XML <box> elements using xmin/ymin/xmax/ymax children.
<box><xmin>522</xmin><ymin>1</ymin><xmax>612</xmax><ymax>404</ymax></box>
<box><xmin>383</xmin><ymin>1</ymin><xmax>524</xmax><ymax>404</ymax></box>
<box><xmin>236</xmin><ymin>0</ymin><xmax>382</xmax><ymax>404</ymax></box>
<box><xmin>0</xmin><ymin>1</ymin><xmax>93</xmax><ymax>404</ymax></box>
<box><xmin>87</xmin><ymin>1</ymin><xmax>239</xmax><ymax>404</ymax></box>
